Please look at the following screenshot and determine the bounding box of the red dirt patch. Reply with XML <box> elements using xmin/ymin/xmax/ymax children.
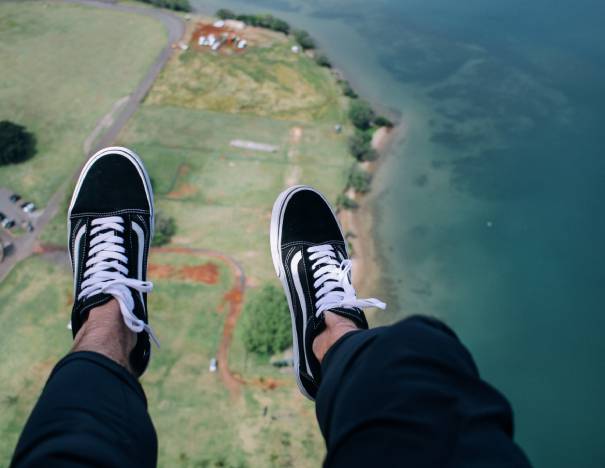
<box><xmin>180</xmin><ymin>263</ymin><xmax>219</xmax><ymax>284</ymax></box>
<box><xmin>149</xmin><ymin>263</ymin><xmax>219</xmax><ymax>285</ymax></box>
<box><xmin>191</xmin><ymin>22</ymin><xmax>247</xmax><ymax>55</ymax></box>
<box><xmin>148</xmin><ymin>264</ymin><xmax>176</xmax><ymax>279</ymax></box>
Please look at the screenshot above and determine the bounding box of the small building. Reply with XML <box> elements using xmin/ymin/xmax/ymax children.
<box><xmin>291</xmin><ymin>45</ymin><xmax>300</xmax><ymax>54</ymax></box>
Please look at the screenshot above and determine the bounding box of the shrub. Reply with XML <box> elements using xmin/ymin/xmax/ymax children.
<box><xmin>138</xmin><ymin>0</ymin><xmax>192</xmax><ymax>12</ymax></box>
<box><xmin>361</xmin><ymin>148</ymin><xmax>379</xmax><ymax>161</ymax></box>
<box><xmin>236</xmin><ymin>14</ymin><xmax>290</xmax><ymax>34</ymax></box>
<box><xmin>0</xmin><ymin>121</ymin><xmax>36</xmax><ymax>166</ymax></box>
<box><xmin>348</xmin><ymin>100</ymin><xmax>375</xmax><ymax>130</ymax></box>
<box><xmin>293</xmin><ymin>29</ymin><xmax>315</xmax><ymax>49</ymax></box>
<box><xmin>216</xmin><ymin>8</ymin><xmax>236</xmax><ymax>19</ymax></box>
<box><xmin>348</xmin><ymin>165</ymin><xmax>372</xmax><ymax>193</ymax></box>
<box><xmin>242</xmin><ymin>284</ymin><xmax>292</xmax><ymax>355</ymax></box>
<box><xmin>339</xmin><ymin>80</ymin><xmax>358</xmax><ymax>98</ymax></box>
<box><xmin>348</xmin><ymin>131</ymin><xmax>371</xmax><ymax>161</ymax></box>
<box><xmin>374</xmin><ymin>116</ymin><xmax>394</xmax><ymax>128</ymax></box>
<box><xmin>314</xmin><ymin>53</ymin><xmax>332</xmax><ymax>68</ymax></box>
<box><xmin>336</xmin><ymin>194</ymin><xmax>359</xmax><ymax>210</ymax></box>
<box><xmin>152</xmin><ymin>212</ymin><xmax>176</xmax><ymax>246</ymax></box>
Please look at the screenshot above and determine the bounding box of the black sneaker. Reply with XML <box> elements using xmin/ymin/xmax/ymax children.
<box><xmin>270</xmin><ymin>185</ymin><xmax>385</xmax><ymax>399</ymax></box>
<box><xmin>68</xmin><ymin>146</ymin><xmax>158</xmax><ymax>376</ymax></box>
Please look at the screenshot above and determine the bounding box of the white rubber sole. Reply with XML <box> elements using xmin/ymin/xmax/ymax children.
<box><xmin>269</xmin><ymin>185</ymin><xmax>347</xmax><ymax>400</ymax></box>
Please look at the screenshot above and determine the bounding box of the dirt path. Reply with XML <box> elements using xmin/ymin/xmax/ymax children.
<box><xmin>0</xmin><ymin>1</ymin><xmax>185</xmax><ymax>282</ymax></box>
<box><xmin>145</xmin><ymin>246</ymin><xmax>247</xmax><ymax>397</ymax></box>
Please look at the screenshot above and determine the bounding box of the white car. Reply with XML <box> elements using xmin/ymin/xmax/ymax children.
<box><xmin>209</xmin><ymin>357</ymin><xmax>218</xmax><ymax>372</ymax></box>
<box><xmin>21</xmin><ymin>202</ymin><xmax>35</xmax><ymax>213</ymax></box>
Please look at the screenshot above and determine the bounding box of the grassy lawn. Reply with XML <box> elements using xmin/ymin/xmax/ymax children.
<box><xmin>0</xmin><ymin>255</ymin><xmax>72</xmax><ymax>460</ymax></box>
<box><xmin>0</xmin><ymin>1</ymin><xmax>166</xmax><ymax>206</ymax></box>
<box><xmin>118</xmin><ymin>104</ymin><xmax>352</xmax><ymax>283</ymax></box>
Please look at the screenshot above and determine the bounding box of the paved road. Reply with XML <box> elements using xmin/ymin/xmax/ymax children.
<box><xmin>0</xmin><ymin>0</ymin><xmax>185</xmax><ymax>282</ymax></box>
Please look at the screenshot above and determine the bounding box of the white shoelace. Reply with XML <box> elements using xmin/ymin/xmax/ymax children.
<box><xmin>78</xmin><ymin>216</ymin><xmax>160</xmax><ymax>347</ymax></box>
<box><xmin>307</xmin><ymin>244</ymin><xmax>386</xmax><ymax>317</ymax></box>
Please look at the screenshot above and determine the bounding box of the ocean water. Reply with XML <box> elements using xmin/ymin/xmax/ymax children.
<box><xmin>193</xmin><ymin>1</ymin><xmax>605</xmax><ymax>465</ymax></box>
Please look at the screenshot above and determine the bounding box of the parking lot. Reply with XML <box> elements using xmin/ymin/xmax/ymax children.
<box><xmin>0</xmin><ymin>187</ymin><xmax>37</xmax><ymax>236</ymax></box>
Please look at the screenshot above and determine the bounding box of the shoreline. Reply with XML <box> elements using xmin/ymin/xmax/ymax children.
<box><xmin>339</xmin><ymin>120</ymin><xmax>407</xmax><ymax>304</ymax></box>
<box><xmin>187</xmin><ymin>2</ymin><xmax>401</xmax><ymax>309</ymax></box>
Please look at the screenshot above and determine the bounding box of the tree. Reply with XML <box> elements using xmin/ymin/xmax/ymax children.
<box><xmin>374</xmin><ymin>116</ymin><xmax>394</xmax><ymax>128</ymax></box>
<box><xmin>216</xmin><ymin>8</ymin><xmax>236</xmax><ymax>19</ymax></box>
<box><xmin>0</xmin><ymin>121</ymin><xmax>36</xmax><ymax>166</ymax></box>
<box><xmin>339</xmin><ymin>80</ymin><xmax>358</xmax><ymax>98</ymax></box>
<box><xmin>138</xmin><ymin>0</ymin><xmax>192</xmax><ymax>12</ymax></box>
<box><xmin>293</xmin><ymin>29</ymin><xmax>315</xmax><ymax>50</ymax></box>
<box><xmin>314</xmin><ymin>53</ymin><xmax>332</xmax><ymax>68</ymax></box>
<box><xmin>348</xmin><ymin>130</ymin><xmax>371</xmax><ymax>161</ymax></box>
<box><xmin>235</xmin><ymin>14</ymin><xmax>290</xmax><ymax>34</ymax></box>
<box><xmin>348</xmin><ymin>100</ymin><xmax>375</xmax><ymax>130</ymax></box>
<box><xmin>152</xmin><ymin>212</ymin><xmax>176</xmax><ymax>246</ymax></box>
<box><xmin>348</xmin><ymin>165</ymin><xmax>372</xmax><ymax>193</ymax></box>
<box><xmin>242</xmin><ymin>284</ymin><xmax>292</xmax><ymax>355</ymax></box>
<box><xmin>336</xmin><ymin>194</ymin><xmax>359</xmax><ymax>210</ymax></box>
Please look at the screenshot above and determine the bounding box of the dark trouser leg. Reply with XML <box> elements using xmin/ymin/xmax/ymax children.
<box><xmin>11</xmin><ymin>351</ymin><xmax>157</xmax><ymax>468</ymax></box>
<box><xmin>316</xmin><ymin>315</ymin><xmax>531</xmax><ymax>468</ymax></box>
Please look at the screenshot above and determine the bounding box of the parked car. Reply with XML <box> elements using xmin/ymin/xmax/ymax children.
<box><xmin>9</xmin><ymin>193</ymin><xmax>21</xmax><ymax>203</ymax></box>
<box><xmin>2</xmin><ymin>218</ymin><xmax>15</xmax><ymax>229</ymax></box>
<box><xmin>209</xmin><ymin>357</ymin><xmax>218</xmax><ymax>373</ymax></box>
<box><xmin>21</xmin><ymin>201</ymin><xmax>35</xmax><ymax>213</ymax></box>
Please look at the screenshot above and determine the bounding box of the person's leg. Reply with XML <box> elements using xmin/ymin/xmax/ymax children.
<box><xmin>315</xmin><ymin>312</ymin><xmax>531</xmax><ymax>468</ymax></box>
<box><xmin>11</xmin><ymin>300</ymin><xmax>157</xmax><ymax>468</ymax></box>
<box><xmin>12</xmin><ymin>147</ymin><xmax>159</xmax><ymax>467</ymax></box>
<box><xmin>270</xmin><ymin>186</ymin><xmax>530</xmax><ymax>466</ymax></box>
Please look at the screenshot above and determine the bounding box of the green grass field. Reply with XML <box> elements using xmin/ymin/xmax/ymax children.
<box><xmin>0</xmin><ymin>1</ymin><xmax>166</xmax><ymax>206</ymax></box>
<box><xmin>1</xmin><ymin>4</ymin><xmax>354</xmax><ymax>466</ymax></box>
<box><xmin>148</xmin><ymin>36</ymin><xmax>347</xmax><ymax>123</ymax></box>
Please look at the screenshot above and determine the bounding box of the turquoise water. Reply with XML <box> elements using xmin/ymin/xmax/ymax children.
<box><xmin>194</xmin><ymin>1</ymin><xmax>605</xmax><ymax>465</ymax></box>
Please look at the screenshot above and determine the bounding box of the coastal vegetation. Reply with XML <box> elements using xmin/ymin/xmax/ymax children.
<box><xmin>348</xmin><ymin>130</ymin><xmax>378</xmax><ymax>162</ymax></box>
<box><xmin>336</xmin><ymin>193</ymin><xmax>359</xmax><ymax>210</ymax></box>
<box><xmin>374</xmin><ymin>115</ymin><xmax>394</xmax><ymax>128</ymax></box>
<box><xmin>347</xmin><ymin>165</ymin><xmax>373</xmax><ymax>193</ymax></box>
<box><xmin>216</xmin><ymin>9</ymin><xmax>290</xmax><ymax>34</ymax></box>
<box><xmin>0</xmin><ymin>121</ymin><xmax>36</xmax><ymax>166</ymax></box>
<box><xmin>135</xmin><ymin>0</ymin><xmax>192</xmax><ymax>12</ymax></box>
<box><xmin>348</xmin><ymin>99</ymin><xmax>376</xmax><ymax>130</ymax></box>
<box><xmin>315</xmin><ymin>53</ymin><xmax>332</xmax><ymax>68</ymax></box>
<box><xmin>339</xmin><ymin>79</ymin><xmax>358</xmax><ymax>98</ymax></box>
<box><xmin>293</xmin><ymin>29</ymin><xmax>316</xmax><ymax>50</ymax></box>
